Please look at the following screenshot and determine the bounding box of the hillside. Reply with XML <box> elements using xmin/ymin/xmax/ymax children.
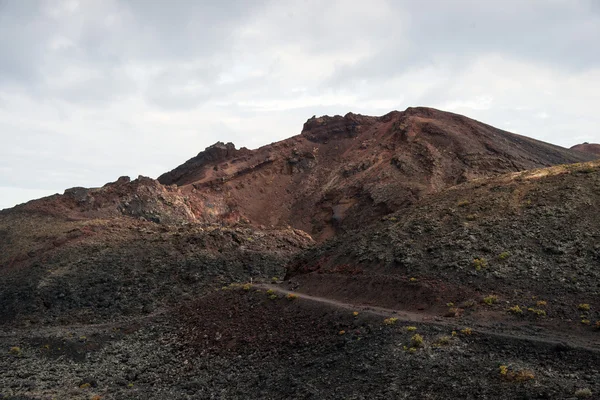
<box><xmin>1</xmin><ymin>108</ymin><xmax>599</xmax><ymax>399</ymax></box>
<box><xmin>159</xmin><ymin>107</ymin><xmax>594</xmax><ymax>240</ymax></box>
<box><xmin>571</xmin><ymin>142</ymin><xmax>600</xmax><ymax>156</ymax></box>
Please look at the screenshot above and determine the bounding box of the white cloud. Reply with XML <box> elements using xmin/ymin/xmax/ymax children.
<box><xmin>0</xmin><ymin>0</ymin><xmax>599</xmax><ymax>209</ymax></box>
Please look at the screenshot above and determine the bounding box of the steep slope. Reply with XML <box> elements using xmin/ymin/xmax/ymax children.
<box><xmin>0</xmin><ymin>176</ymin><xmax>313</xmax><ymax>325</ymax></box>
<box><xmin>571</xmin><ymin>142</ymin><xmax>600</xmax><ymax>156</ymax></box>
<box><xmin>160</xmin><ymin>107</ymin><xmax>595</xmax><ymax>241</ymax></box>
<box><xmin>287</xmin><ymin>160</ymin><xmax>600</xmax><ymax>324</ymax></box>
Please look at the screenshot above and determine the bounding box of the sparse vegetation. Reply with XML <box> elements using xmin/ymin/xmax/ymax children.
<box><xmin>410</xmin><ymin>334</ymin><xmax>424</xmax><ymax>348</ymax></box>
<box><xmin>483</xmin><ymin>295</ymin><xmax>498</xmax><ymax>305</ymax></box>
<box><xmin>80</xmin><ymin>383</ymin><xmax>91</xmax><ymax>389</ymax></box>
<box><xmin>527</xmin><ymin>308</ymin><xmax>546</xmax><ymax>317</ymax></box>
<box><xmin>436</xmin><ymin>336</ymin><xmax>451</xmax><ymax>346</ymax></box>
<box><xmin>473</xmin><ymin>258</ymin><xmax>487</xmax><ymax>271</ymax></box>
<box><xmin>581</xmin><ymin>319</ymin><xmax>590</xmax><ymax>325</ymax></box>
<box><xmin>352</xmin><ymin>311</ymin><xmax>359</xmax><ymax>317</ymax></box>
<box><xmin>9</xmin><ymin>346</ymin><xmax>21</xmax><ymax>356</ymax></box>
<box><xmin>268</xmin><ymin>294</ymin><xmax>278</xmax><ymax>300</ymax></box>
<box><xmin>536</xmin><ymin>300</ymin><xmax>547</xmax><ymax>307</ymax></box>
<box><xmin>406</xmin><ymin>326</ymin><xmax>417</xmax><ymax>332</ymax></box>
<box><xmin>460</xmin><ymin>328</ymin><xmax>473</xmax><ymax>336</ymax></box>
<box><xmin>384</xmin><ymin>317</ymin><xmax>398</xmax><ymax>326</ymax></box>
<box><xmin>457</xmin><ymin>200</ymin><xmax>470</xmax><ymax>207</ymax></box>
<box><xmin>286</xmin><ymin>293</ymin><xmax>298</xmax><ymax>301</ymax></box>
<box><xmin>409</xmin><ymin>277</ymin><xmax>417</xmax><ymax>283</ymax></box>
<box><xmin>499</xmin><ymin>365</ymin><xmax>535</xmax><ymax>382</ymax></box>
<box><xmin>578</xmin><ymin>303</ymin><xmax>591</xmax><ymax>311</ymax></box>
<box><xmin>338</xmin><ymin>330</ymin><xmax>346</xmax><ymax>335</ymax></box>
<box><xmin>265</xmin><ymin>289</ymin><xmax>275</xmax><ymax>296</ymax></box>
<box><xmin>508</xmin><ymin>305</ymin><xmax>523</xmax><ymax>315</ymax></box>
<box><xmin>498</xmin><ymin>251</ymin><xmax>510</xmax><ymax>260</ymax></box>
<box><xmin>242</xmin><ymin>283</ymin><xmax>252</xmax><ymax>291</ymax></box>
<box><xmin>575</xmin><ymin>388</ymin><xmax>593</xmax><ymax>398</ymax></box>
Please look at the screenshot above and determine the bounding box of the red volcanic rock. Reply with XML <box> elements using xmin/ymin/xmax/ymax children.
<box><xmin>158</xmin><ymin>107</ymin><xmax>595</xmax><ymax>241</ymax></box>
<box><xmin>571</xmin><ymin>142</ymin><xmax>600</xmax><ymax>157</ymax></box>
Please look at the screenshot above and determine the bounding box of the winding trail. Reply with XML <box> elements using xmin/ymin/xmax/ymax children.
<box><xmin>257</xmin><ymin>283</ymin><xmax>600</xmax><ymax>353</ymax></box>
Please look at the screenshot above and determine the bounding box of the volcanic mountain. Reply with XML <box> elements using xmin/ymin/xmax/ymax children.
<box><xmin>1</xmin><ymin>107</ymin><xmax>599</xmax><ymax>399</ymax></box>
<box><xmin>159</xmin><ymin>107</ymin><xmax>594</xmax><ymax>240</ymax></box>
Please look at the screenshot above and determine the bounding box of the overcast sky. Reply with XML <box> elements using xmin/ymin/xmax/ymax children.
<box><xmin>1</xmin><ymin>0</ymin><xmax>599</xmax><ymax>210</ymax></box>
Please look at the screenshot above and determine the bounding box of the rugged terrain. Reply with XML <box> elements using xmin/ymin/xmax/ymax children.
<box><xmin>159</xmin><ymin>107</ymin><xmax>594</xmax><ymax>241</ymax></box>
<box><xmin>1</xmin><ymin>108</ymin><xmax>599</xmax><ymax>399</ymax></box>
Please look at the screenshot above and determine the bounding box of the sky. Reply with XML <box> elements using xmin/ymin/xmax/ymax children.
<box><xmin>1</xmin><ymin>0</ymin><xmax>600</xmax><ymax>210</ymax></box>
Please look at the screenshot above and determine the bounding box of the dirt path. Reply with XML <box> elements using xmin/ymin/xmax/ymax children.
<box><xmin>257</xmin><ymin>283</ymin><xmax>600</xmax><ymax>353</ymax></box>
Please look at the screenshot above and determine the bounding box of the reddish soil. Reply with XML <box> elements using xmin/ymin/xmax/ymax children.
<box><xmin>571</xmin><ymin>142</ymin><xmax>600</xmax><ymax>156</ymax></box>
<box><xmin>159</xmin><ymin>107</ymin><xmax>594</xmax><ymax>241</ymax></box>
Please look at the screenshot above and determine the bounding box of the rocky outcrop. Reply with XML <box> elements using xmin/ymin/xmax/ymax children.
<box><xmin>158</xmin><ymin>142</ymin><xmax>248</xmax><ymax>186</ymax></box>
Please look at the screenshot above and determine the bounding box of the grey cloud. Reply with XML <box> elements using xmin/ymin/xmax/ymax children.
<box><xmin>0</xmin><ymin>0</ymin><xmax>599</xmax><ymax>209</ymax></box>
<box><xmin>325</xmin><ymin>0</ymin><xmax>600</xmax><ymax>88</ymax></box>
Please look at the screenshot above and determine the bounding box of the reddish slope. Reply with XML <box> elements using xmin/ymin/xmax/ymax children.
<box><xmin>159</xmin><ymin>107</ymin><xmax>595</xmax><ymax>240</ymax></box>
<box><xmin>571</xmin><ymin>142</ymin><xmax>600</xmax><ymax>157</ymax></box>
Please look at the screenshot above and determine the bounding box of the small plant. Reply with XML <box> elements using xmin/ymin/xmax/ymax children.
<box><xmin>406</xmin><ymin>326</ymin><xmax>417</xmax><ymax>332</ymax></box>
<box><xmin>338</xmin><ymin>330</ymin><xmax>346</xmax><ymax>335</ymax></box>
<box><xmin>499</xmin><ymin>365</ymin><xmax>535</xmax><ymax>382</ymax></box>
<box><xmin>575</xmin><ymin>388</ymin><xmax>593</xmax><ymax>398</ymax></box>
<box><xmin>460</xmin><ymin>328</ymin><xmax>473</xmax><ymax>335</ymax></box>
<box><xmin>451</xmin><ymin>330</ymin><xmax>457</xmax><ymax>337</ymax></box>
<box><xmin>508</xmin><ymin>305</ymin><xmax>523</xmax><ymax>315</ymax></box>
<box><xmin>436</xmin><ymin>336</ymin><xmax>451</xmax><ymax>346</ymax></box>
<box><xmin>457</xmin><ymin>200</ymin><xmax>470</xmax><ymax>207</ymax></box>
<box><xmin>527</xmin><ymin>308</ymin><xmax>546</xmax><ymax>317</ymax></box>
<box><xmin>79</xmin><ymin>383</ymin><xmax>91</xmax><ymax>389</ymax></box>
<box><xmin>409</xmin><ymin>277</ymin><xmax>417</xmax><ymax>283</ymax></box>
<box><xmin>286</xmin><ymin>293</ymin><xmax>298</xmax><ymax>301</ymax></box>
<box><xmin>473</xmin><ymin>258</ymin><xmax>487</xmax><ymax>271</ymax></box>
<box><xmin>242</xmin><ymin>283</ymin><xmax>252</xmax><ymax>291</ymax></box>
<box><xmin>268</xmin><ymin>294</ymin><xmax>278</xmax><ymax>300</ymax></box>
<box><xmin>265</xmin><ymin>289</ymin><xmax>275</xmax><ymax>295</ymax></box>
<box><xmin>91</xmin><ymin>395</ymin><xmax>102</xmax><ymax>400</ymax></box>
<box><xmin>483</xmin><ymin>295</ymin><xmax>498</xmax><ymax>305</ymax></box>
<box><xmin>127</xmin><ymin>383</ymin><xmax>134</xmax><ymax>388</ymax></box>
<box><xmin>271</xmin><ymin>276</ymin><xmax>279</xmax><ymax>283</ymax></box>
<box><xmin>578</xmin><ymin>304</ymin><xmax>591</xmax><ymax>311</ymax></box>
<box><xmin>466</xmin><ymin>214</ymin><xmax>477</xmax><ymax>221</ymax></box>
<box><xmin>498</xmin><ymin>251</ymin><xmax>510</xmax><ymax>260</ymax></box>
<box><xmin>596</xmin><ymin>321</ymin><xmax>600</xmax><ymax>329</ymax></box>
<box><xmin>581</xmin><ymin>319</ymin><xmax>590</xmax><ymax>325</ymax></box>
<box><xmin>536</xmin><ymin>300</ymin><xmax>547</xmax><ymax>307</ymax></box>
<box><xmin>9</xmin><ymin>346</ymin><xmax>21</xmax><ymax>356</ymax></box>
<box><xmin>383</xmin><ymin>317</ymin><xmax>398</xmax><ymax>326</ymax></box>
<box><xmin>461</xmin><ymin>300</ymin><xmax>476</xmax><ymax>308</ymax></box>
<box><xmin>499</xmin><ymin>365</ymin><xmax>509</xmax><ymax>376</ymax></box>
<box><xmin>411</xmin><ymin>334</ymin><xmax>424</xmax><ymax>348</ymax></box>
<box><xmin>353</xmin><ymin>311</ymin><xmax>359</xmax><ymax>317</ymax></box>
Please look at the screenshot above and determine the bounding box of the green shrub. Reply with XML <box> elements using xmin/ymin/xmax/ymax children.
<box><xmin>411</xmin><ymin>334</ymin><xmax>424</xmax><ymax>348</ymax></box>
<box><xmin>578</xmin><ymin>303</ymin><xmax>590</xmax><ymax>311</ymax></box>
<box><xmin>473</xmin><ymin>258</ymin><xmax>487</xmax><ymax>271</ymax></box>
<box><xmin>508</xmin><ymin>305</ymin><xmax>523</xmax><ymax>315</ymax></box>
